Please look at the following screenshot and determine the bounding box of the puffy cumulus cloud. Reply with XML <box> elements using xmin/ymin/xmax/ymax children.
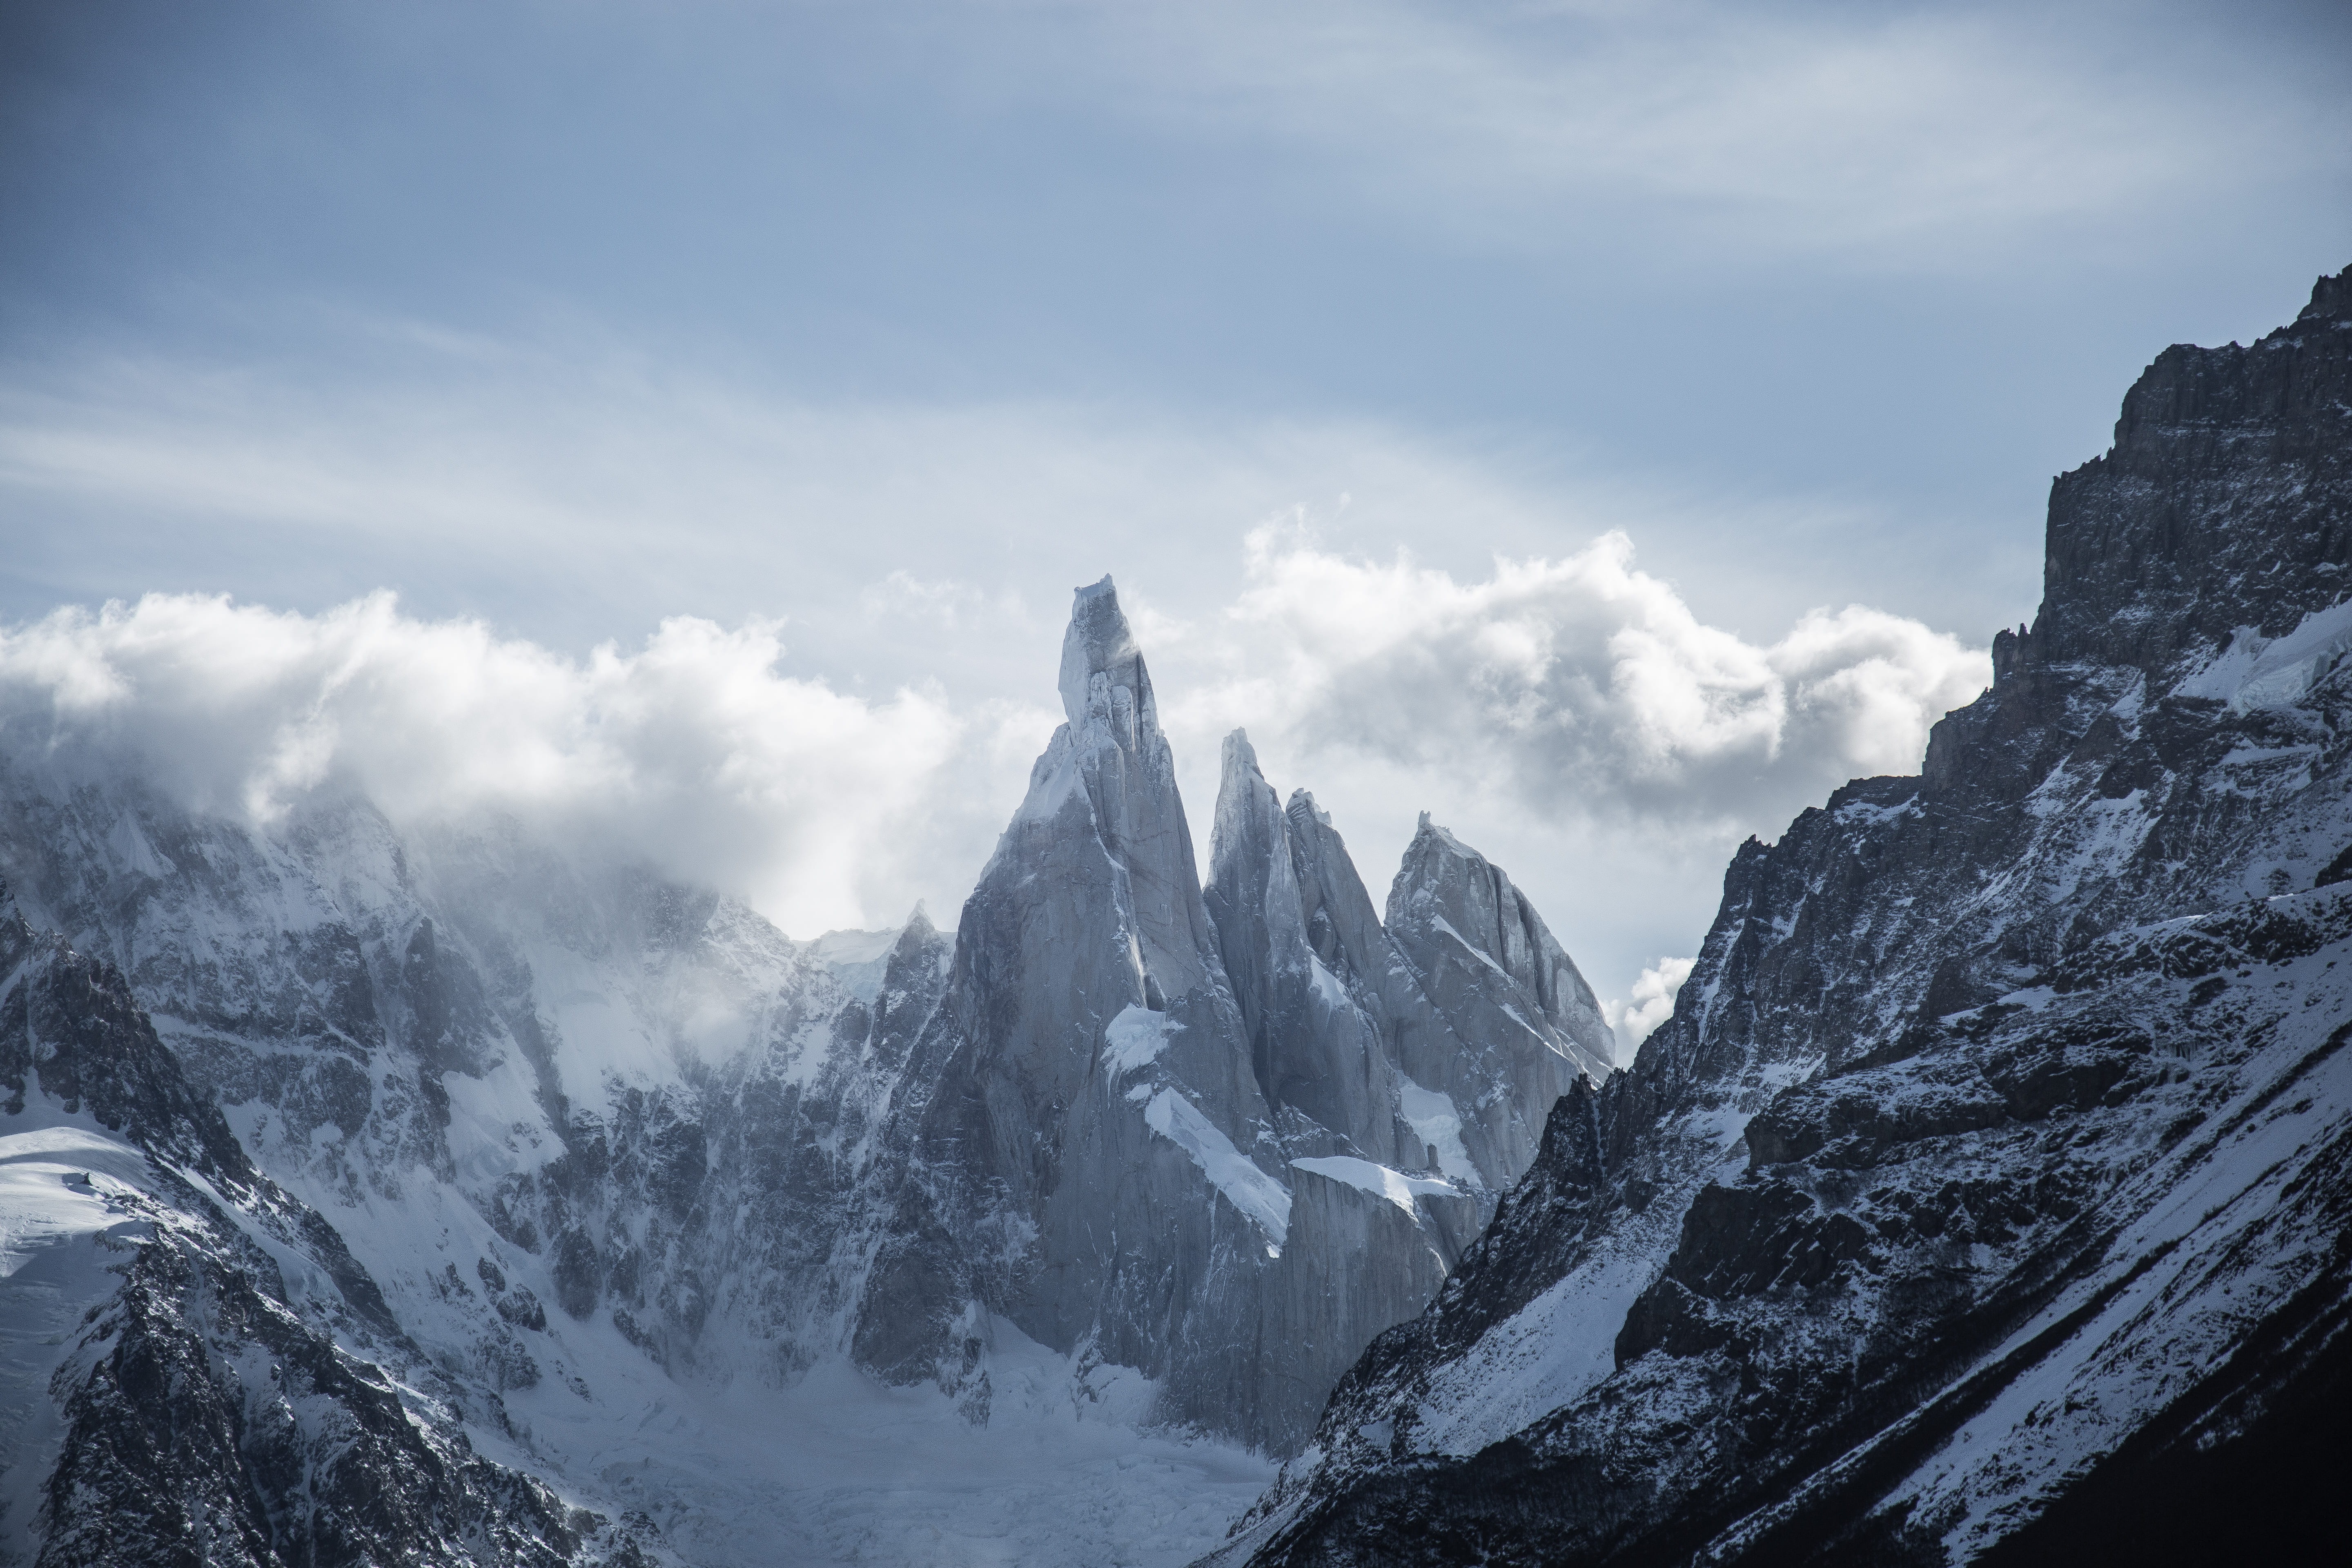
<box><xmin>0</xmin><ymin>592</ymin><xmax>1015</xmax><ymax>935</ymax></box>
<box><xmin>0</xmin><ymin>526</ymin><xmax>1987</xmax><ymax>997</ymax></box>
<box><xmin>1162</xmin><ymin>524</ymin><xmax>1986</xmax><ymax>835</ymax></box>
<box><xmin>1605</xmin><ymin>956</ymin><xmax>1697</xmax><ymax>1055</ymax></box>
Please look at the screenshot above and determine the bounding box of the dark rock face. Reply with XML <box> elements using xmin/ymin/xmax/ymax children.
<box><xmin>1229</xmin><ymin>271</ymin><xmax>2352</xmax><ymax>1566</ymax></box>
<box><xmin>2036</xmin><ymin>274</ymin><xmax>2352</xmax><ymax>677</ymax></box>
<box><xmin>0</xmin><ymin>907</ymin><xmax>252</xmax><ymax>1185</ymax></box>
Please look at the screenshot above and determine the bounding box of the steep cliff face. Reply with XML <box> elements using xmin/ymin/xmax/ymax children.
<box><xmin>854</xmin><ymin>577</ymin><xmax>1291</xmax><ymax>1437</ymax></box>
<box><xmin>1383</xmin><ymin>816</ymin><xmax>1611</xmax><ymax>1184</ymax></box>
<box><xmin>1229</xmin><ymin>269</ymin><xmax>2352</xmax><ymax>1566</ymax></box>
<box><xmin>2033</xmin><ymin>268</ymin><xmax>2352</xmax><ymax>678</ymax></box>
<box><xmin>1206</xmin><ymin>732</ymin><xmax>1414</xmax><ymax>1176</ymax></box>
<box><xmin>853</xmin><ymin>581</ymin><xmax>1587</xmax><ymax>1454</ymax></box>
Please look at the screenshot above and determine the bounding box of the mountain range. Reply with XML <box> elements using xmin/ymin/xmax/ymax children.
<box><xmin>4</xmin><ymin>267</ymin><xmax>2349</xmax><ymax>1566</ymax></box>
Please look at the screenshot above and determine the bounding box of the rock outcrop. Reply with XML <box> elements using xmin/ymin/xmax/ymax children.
<box><xmin>1382</xmin><ymin>814</ymin><xmax>1612</xmax><ymax>1182</ymax></box>
<box><xmin>1225</xmin><ymin>267</ymin><xmax>2352</xmax><ymax>1566</ymax></box>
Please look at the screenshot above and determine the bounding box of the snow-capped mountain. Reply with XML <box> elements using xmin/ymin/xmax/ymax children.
<box><xmin>0</xmin><ymin>572</ymin><xmax>1602</xmax><ymax>1562</ymax></box>
<box><xmin>10</xmin><ymin>248</ymin><xmax>2345</xmax><ymax>1568</ymax></box>
<box><xmin>1220</xmin><ymin>268</ymin><xmax>2352</xmax><ymax>1566</ymax></box>
<box><xmin>853</xmin><ymin>577</ymin><xmax>1610</xmax><ymax>1453</ymax></box>
<box><xmin>0</xmin><ymin>891</ymin><xmax>666</xmax><ymax>1567</ymax></box>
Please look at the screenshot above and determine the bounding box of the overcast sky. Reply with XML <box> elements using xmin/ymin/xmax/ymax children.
<box><xmin>4</xmin><ymin>0</ymin><xmax>2348</xmax><ymax>1042</ymax></box>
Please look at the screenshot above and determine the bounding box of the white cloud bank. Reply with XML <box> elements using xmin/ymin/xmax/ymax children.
<box><xmin>0</xmin><ymin>592</ymin><xmax>1005</xmax><ymax>936</ymax></box>
<box><xmin>1605</xmin><ymin>956</ymin><xmax>1697</xmax><ymax>1055</ymax></box>
<box><xmin>1149</xmin><ymin>526</ymin><xmax>1982</xmax><ymax>1032</ymax></box>
<box><xmin>0</xmin><ymin>331</ymin><xmax>2006</xmax><ymax>994</ymax></box>
<box><xmin>1168</xmin><ymin>523</ymin><xmax>1984</xmax><ymax>833</ymax></box>
<box><xmin>0</xmin><ymin>530</ymin><xmax>1986</xmax><ymax>1007</ymax></box>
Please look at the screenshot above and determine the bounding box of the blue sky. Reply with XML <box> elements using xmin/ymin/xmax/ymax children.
<box><xmin>3</xmin><ymin>0</ymin><xmax>2348</xmax><ymax>1032</ymax></box>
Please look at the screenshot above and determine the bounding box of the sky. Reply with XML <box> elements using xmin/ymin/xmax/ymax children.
<box><xmin>2</xmin><ymin>0</ymin><xmax>2348</xmax><ymax>1045</ymax></box>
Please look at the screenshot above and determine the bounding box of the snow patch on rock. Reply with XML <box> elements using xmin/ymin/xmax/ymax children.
<box><xmin>1396</xmin><ymin>1078</ymin><xmax>1475</xmax><ymax>1183</ymax></box>
<box><xmin>1288</xmin><ymin>1156</ymin><xmax>1458</xmax><ymax>1219</ymax></box>
<box><xmin>1140</xmin><ymin>1089</ymin><xmax>1291</xmax><ymax>1245</ymax></box>
<box><xmin>1101</xmin><ymin>1005</ymin><xmax>1180</xmax><ymax>1078</ymax></box>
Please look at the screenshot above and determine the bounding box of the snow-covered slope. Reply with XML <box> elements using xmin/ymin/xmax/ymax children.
<box><xmin>1222</xmin><ymin>266</ymin><xmax>2352</xmax><ymax>1567</ymax></box>
<box><xmin>0</xmin><ymin>573</ymin><xmax>1606</xmax><ymax>1560</ymax></box>
<box><xmin>0</xmin><ymin>890</ymin><xmax>663</xmax><ymax>1568</ymax></box>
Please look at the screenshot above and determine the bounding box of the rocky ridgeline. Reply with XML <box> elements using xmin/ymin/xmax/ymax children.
<box><xmin>0</xmin><ymin>773</ymin><xmax>956</xmax><ymax>1393</ymax></box>
<box><xmin>1221</xmin><ymin>269</ymin><xmax>2352</xmax><ymax>1566</ymax></box>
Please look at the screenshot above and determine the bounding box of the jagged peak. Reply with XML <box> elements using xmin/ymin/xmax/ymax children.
<box><xmin>1056</xmin><ymin>574</ymin><xmax>1148</xmax><ymax>726</ymax></box>
<box><xmin>1286</xmin><ymin>788</ymin><xmax>1332</xmax><ymax>830</ymax></box>
<box><xmin>1209</xmin><ymin>728</ymin><xmax>1294</xmax><ymax>903</ymax></box>
<box><xmin>1409</xmin><ymin>811</ymin><xmax>1476</xmax><ymax>861</ymax></box>
<box><xmin>2294</xmin><ymin>263</ymin><xmax>2352</xmax><ymax>325</ymax></box>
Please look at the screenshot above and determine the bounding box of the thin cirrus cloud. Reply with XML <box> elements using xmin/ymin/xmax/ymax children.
<box><xmin>952</xmin><ymin>0</ymin><xmax>2338</xmax><ymax>267</ymax></box>
<box><xmin>0</xmin><ymin>336</ymin><xmax>1927</xmax><ymax>658</ymax></box>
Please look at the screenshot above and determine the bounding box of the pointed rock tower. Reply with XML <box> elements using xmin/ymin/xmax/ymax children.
<box><xmin>1384</xmin><ymin>813</ymin><xmax>1613</xmax><ymax>1183</ymax></box>
<box><xmin>853</xmin><ymin>577</ymin><xmax>1605</xmax><ymax>1451</ymax></box>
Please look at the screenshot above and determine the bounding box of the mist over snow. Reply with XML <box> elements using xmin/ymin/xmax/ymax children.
<box><xmin>0</xmin><ymin>592</ymin><xmax>1010</xmax><ymax>938</ymax></box>
<box><xmin>0</xmin><ymin>528</ymin><xmax>1983</xmax><ymax>1018</ymax></box>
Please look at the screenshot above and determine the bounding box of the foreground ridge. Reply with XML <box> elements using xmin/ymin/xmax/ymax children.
<box><xmin>1226</xmin><ymin>267</ymin><xmax>2352</xmax><ymax>1566</ymax></box>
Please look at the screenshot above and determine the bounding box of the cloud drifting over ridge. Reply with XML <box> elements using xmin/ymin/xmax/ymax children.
<box><xmin>0</xmin><ymin>334</ymin><xmax>1997</xmax><ymax>1002</ymax></box>
<box><xmin>0</xmin><ymin>592</ymin><xmax>989</xmax><ymax>935</ymax></box>
<box><xmin>1163</xmin><ymin>524</ymin><xmax>1985</xmax><ymax>835</ymax></box>
<box><xmin>0</xmin><ymin>533</ymin><xmax>1987</xmax><ymax>983</ymax></box>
